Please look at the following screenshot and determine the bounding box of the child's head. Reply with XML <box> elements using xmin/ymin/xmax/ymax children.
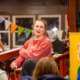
<box><xmin>33</xmin><ymin>57</ymin><xmax>59</xmax><ymax>78</ymax></box>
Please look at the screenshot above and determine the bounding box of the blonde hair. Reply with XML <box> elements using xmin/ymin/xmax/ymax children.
<box><xmin>32</xmin><ymin>19</ymin><xmax>49</xmax><ymax>37</ymax></box>
<box><xmin>32</xmin><ymin>57</ymin><xmax>59</xmax><ymax>78</ymax></box>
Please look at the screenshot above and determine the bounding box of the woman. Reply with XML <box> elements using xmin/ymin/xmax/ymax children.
<box><xmin>32</xmin><ymin>57</ymin><xmax>65</xmax><ymax>80</ymax></box>
<box><xmin>10</xmin><ymin>19</ymin><xmax>51</xmax><ymax>69</ymax></box>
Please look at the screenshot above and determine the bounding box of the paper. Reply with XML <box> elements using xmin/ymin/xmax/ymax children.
<box><xmin>56</xmin><ymin>30</ymin><xmax>63</xmax><ymax>40</ymax></box>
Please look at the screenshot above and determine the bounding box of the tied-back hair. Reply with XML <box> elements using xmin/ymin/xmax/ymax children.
<box><xmin>32</xmin><ymin>19</ymin><xmax>49</xmax><ymax>38</ymax></box>
<box><xmin>32</xmin><ymin>57</ymin><xmax>59</xmax><ymax>78</ymax></box>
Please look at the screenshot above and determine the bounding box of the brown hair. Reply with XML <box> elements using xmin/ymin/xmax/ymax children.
<box><xmin>32</xmin><ymin>19</ymin><xmax>49</xmax><ymax>37</ymax></box>
<box><xmin>32</xmin><ymin>57</ymin><xmax>59</xmax><ymax>78</ymax></box>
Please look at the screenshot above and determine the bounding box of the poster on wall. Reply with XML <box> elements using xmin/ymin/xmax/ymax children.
<box><xmin>69</xmin><ymin>33</ymin><xmax>80</xmax><ymax>80</ymax></box>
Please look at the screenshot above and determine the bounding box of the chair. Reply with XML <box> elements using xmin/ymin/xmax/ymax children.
<box><xmin>14</xmin><ymin>67</ymin><xmax>22</xmax><ymax>80</ymax></box>
<box><xmin>14</xmin><ymin>59</ymin><xmax>36</xmax><ymax>80</ymax></box>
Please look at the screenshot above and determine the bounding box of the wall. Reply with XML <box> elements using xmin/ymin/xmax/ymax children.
<box><xmin>0</xmin><ymin>0</ymin><xmax>67</xmax><ymax>30</ymax></box>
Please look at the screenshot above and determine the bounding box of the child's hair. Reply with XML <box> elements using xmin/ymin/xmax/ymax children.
<box><xmin>33</xmin><ymin>57</ymin><xmax>59</xmax><ymax>78</ymax></box>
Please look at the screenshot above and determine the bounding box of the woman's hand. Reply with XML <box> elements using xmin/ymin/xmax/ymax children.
<box><xmin>10</xmin><ymin>62</ymin><xmax>17</xmax><ymax>69</ymax></box>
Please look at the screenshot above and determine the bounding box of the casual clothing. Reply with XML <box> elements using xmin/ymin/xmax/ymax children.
<box><xmin>0</xmin><ymin>69</ymin><xmax>8</xmax><ymax>80</ymax></box>
<box><xmin>20</xmin><ymin>76</ymin><xmax>36</xmax><ymax>80</ymax></box>
<box><xmin>21</xmin><ymin>59</ymin><xmax>37</xmax><ymax>76</ymax></box>
<box><xmin>12</xmin><ymin>36</ymin><xmax>51</xmax><ymax>68</ymax></box>
<box><xmin>37</xmin><ymin>74</ymin><xmax>65</xmax><ymax>80</ymax></box>
<box><xmin>20</xmin><ymin>74</ymin><xmax>65</xmax><ymax>80</ymax></box>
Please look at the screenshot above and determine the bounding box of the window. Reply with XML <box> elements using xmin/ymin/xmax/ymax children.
<box><xmin>38</xmin><ymin>15</ymin><xmax>61</xmax><ymax>30</ymax></box>
<box><xmin>38</xmin><ymin>15</ymin><xmax>61</xmax><ymax>41</ymax></box>
<box><xmin>12</xmin><ymin>15</ymin><xmax>35</xmax><ymax>47</ymax></box>
<box><xmin>0</xmin><ymin>15</ymin><xmax>10</xmax><ymax>46</ymax></box>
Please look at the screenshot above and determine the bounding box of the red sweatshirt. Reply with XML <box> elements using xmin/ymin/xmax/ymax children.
<box><xmin>12</xmin><ymin>36</ymin><xmax>51</xmax><ymax>68</ymax></box>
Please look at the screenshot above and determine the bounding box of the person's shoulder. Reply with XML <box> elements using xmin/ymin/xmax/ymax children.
<box><xmin>0</xmin><ymin>69</ymin><xmax>6</xmax><ymax>75</ymax></box>
<box><xmin>20</xmin><ymin>76</ymin><xmax>36</xmax><ymax>80</ymax></box>
<box><xmin>27</xmin><ymin>37</ymin><xmax>33</xmax><ymax>42</ymax></box>
<box><xmin>44</xmin><ymin>36</ymin><xmax>51</xmax><ymax>42</ymax></box>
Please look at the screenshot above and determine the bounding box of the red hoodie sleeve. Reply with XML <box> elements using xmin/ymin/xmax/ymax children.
<box><xmin>11</xmin><ymin>40</ymin><xmax>29</xmax><ymax>68</ymax></box>
<box><xmin>31</xmin><ymin>40</ymin><xmax>51</xmax><ymax>60</ymax></box>
<box><xmin>20</xmin><ymin>39</ymin><xmax>51</xmax><ymax>61</ymax></box>
<box><xmin>12</xmin><ymin>38</ymin><xmax>51</xmax><ymax>67</ymax></box>
<box><xmin>19</xmin><ymin>40</ymin><xmax>29</xmax><ymax>55</ymax></box>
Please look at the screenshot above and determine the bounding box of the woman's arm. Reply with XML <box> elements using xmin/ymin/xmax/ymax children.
<box><xmin>11</xmin><ymin>38</ymin><xmax>51</xmax><ymax>68</ymax></box>
<box><xmin>20</xmin><ymin>40</ymin><xmax>51</xmax><ymax>61</ymax></box>
<box><xmin>11</xmin><ymin>55</ymin><xmax>25</xmax><ymax>68</ymax></box>
<box><xmin>11</xmin><ymin>40</ymin><xmax>29</xmax><ymax>68</ymax></box>
<box><xmin>31</xmin><ymin>40</ymin><xmax>51</xmax><ymax>60</ymax></box>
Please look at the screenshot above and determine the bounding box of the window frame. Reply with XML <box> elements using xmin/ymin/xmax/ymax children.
<box><xmin>12</xmin><ymin>15</ymin><xmax>35</xmax><ymax>47</ymax></box>
<box><xmin>0</xmin><ymin>15</ymin><xmax>10</xmax><ymax>46</ymax></box>
<box><xmin>38</xmin><ymin>15</ymin><xmax>61</xmax><ymax>30</ymax></box>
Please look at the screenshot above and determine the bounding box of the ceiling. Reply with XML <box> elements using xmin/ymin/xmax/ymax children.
<box><xmin>0</xmin><ymin>0</ymin><xmax>67</xmax><ymax>6</ymax></box>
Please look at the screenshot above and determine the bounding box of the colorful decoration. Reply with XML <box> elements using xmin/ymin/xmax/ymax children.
<box><xmin>18</xmin><ymin>26</ymin><xmax>25</xmax><ymax>36</ymax></box>
<box><xmin>5</xmin><ymin>20</ymin><xmax>11</xmax><ymax>30</ymax></box>
<box><xmin>0</xmin><ymin>16</ymin><xmax>4</xmax><ymax>23</ymax></box>
<box><xmin>11</xmin><ymin>23</ymin><xmax>18</xmax><ymax>34</ymax></box>
<box><xmin>0</xmin><ymin>16</ymin><xmax>32</xmax><ymax>38</ymax></box>
<box><xmin>67</xmin><ymin>0</ymin><xmax>70</xmax><ymax>36</ymax></box>
<box><xmin>28</xmin><ymin>29</ymin><xmax>32</xmax><ymax>34</ymax></box>
<box><xmin>77</xmin><ymin>66</ymin><xmax>80</xmax><ymax>80</ymax></box>
<box><xmin>25</xmin><ymin>33</ymin><xmax>29</xmax><ymax>39</ymax></box>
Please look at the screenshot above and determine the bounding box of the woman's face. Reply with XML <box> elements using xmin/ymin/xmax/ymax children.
<box><xmin>33</xmin><ymin>21</ymin><xmax>45</xmax><ymax>37</ymax></box>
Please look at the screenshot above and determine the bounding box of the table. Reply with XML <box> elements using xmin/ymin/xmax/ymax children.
<box><xmin>0</xmin><ymin>47</ymin><xmax>21</xmax><ymax>61</ymax></box>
